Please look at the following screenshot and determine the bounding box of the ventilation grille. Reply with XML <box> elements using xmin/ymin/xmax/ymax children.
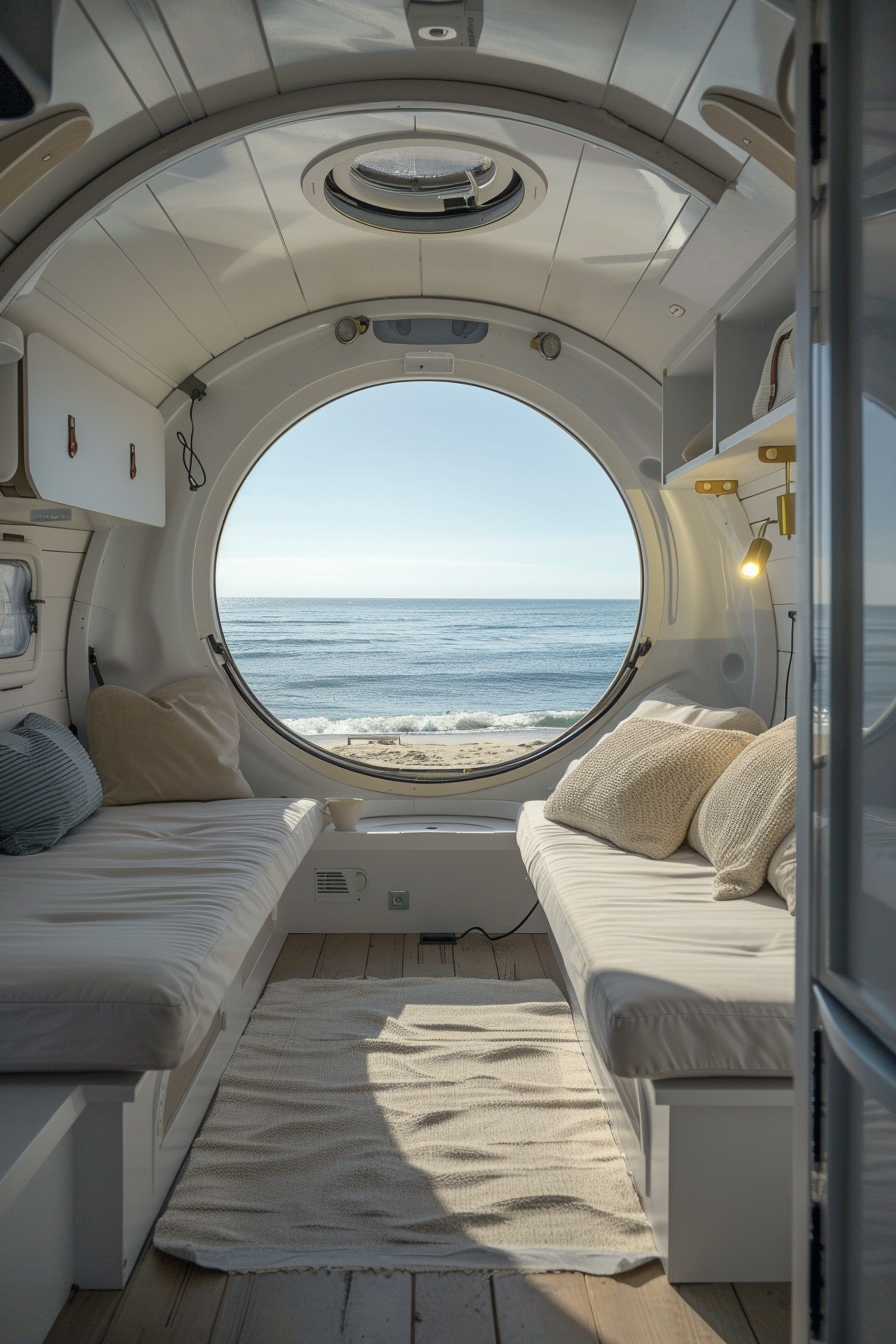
<box><xmin>314</xmin><ymin>868</ymin><xmax>368</xmax><ymax>901</ymax></box>
<box><xmin>316</xmin><ymin>869</ymin><xmax>351</xmax><ymax>896</ymax></box>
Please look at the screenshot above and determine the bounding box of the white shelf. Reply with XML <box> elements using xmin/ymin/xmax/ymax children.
<box><xmin>664</xmin><ymin>400</ymin><xmax>795</xmax><ymax>491</ymax></box>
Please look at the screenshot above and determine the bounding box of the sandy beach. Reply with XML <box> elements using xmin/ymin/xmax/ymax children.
<box><xmin>313</xmin><ymin>731</ymin><xmax>561</xmax><ymax>770</ymax></box>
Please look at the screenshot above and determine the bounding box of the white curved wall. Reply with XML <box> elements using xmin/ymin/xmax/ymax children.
<box><xmin>68</xmin><ymin>298</ymin><xmax>775</xmax><ymax>804</ymax></box>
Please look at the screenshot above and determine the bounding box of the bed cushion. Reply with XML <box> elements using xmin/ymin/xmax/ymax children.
<box><xmin>0</xmin><ymin>798</ymin><xmax>322</xmax><ymax>1071</ymax></box>
<box><xmin>517</xmin><ymin>801</ymin><xmax>794</xmax><ymax>1079</ymax></box>
<box><xmin>0</xmin><ymin>714</ymin><xmax>102</xmax><ymax>855</ymax></box>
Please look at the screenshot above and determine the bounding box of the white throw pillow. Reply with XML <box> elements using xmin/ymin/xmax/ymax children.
<box><xmin>768</xmin><ymin>828</ymin><xmax>796</xmax><ymax>915</ymax></box>
<box><xmin>622</xmin><ymin>684</ymin><xmax>766</xmax><ymax>736</ymax></box>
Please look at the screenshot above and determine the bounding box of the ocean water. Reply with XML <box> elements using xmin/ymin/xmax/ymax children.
<box><xmin>218</xmin><ymin>597</ymin><xmax>640</xmax><ymax>737</ymax></box>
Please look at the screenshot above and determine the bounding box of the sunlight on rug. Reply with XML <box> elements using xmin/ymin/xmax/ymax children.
<box><xmin>154</xmin><ymin>978</ymin><xmax>656</xmax><ymax>1274</ymax></box>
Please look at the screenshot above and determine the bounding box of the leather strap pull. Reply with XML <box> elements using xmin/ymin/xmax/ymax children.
<box><xmin>767</xmin><ymin>328</ymin><xmax>794</xmax><ymax>414</ymax></box>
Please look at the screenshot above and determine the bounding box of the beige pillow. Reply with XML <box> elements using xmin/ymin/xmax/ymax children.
<box><xmin>688</xmin><ymin>718</ymin><xmax>796</xmax><ymax>900</ymax></box>
<box><xmin>87</xmin><ymin>677</ymin><xmax>254</xmax><ymax>806</ymax></box>
<box><xmin>625</xmin><ymin>684</ymin><xmax>767</xmax><ymax>735</ymax></box>
<box><xmin>768</xmin><ymin>828</ymin><xmax>796</xmax><ymax>914</ymax></box>
<box><xmin>544</xmin><ymin>717</ymin><xmax>754</xmax><ymax>860</ymax></box>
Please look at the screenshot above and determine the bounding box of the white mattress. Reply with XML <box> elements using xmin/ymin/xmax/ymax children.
<box><xmin>0</xmin><ymin>799</ymin><xmax>322</xmax><ymax>1071</ymax></box>
<box><xmin>517</xmin><ymin>802</ymin><xmax>795</xmax><ymax>1079</ymax></box>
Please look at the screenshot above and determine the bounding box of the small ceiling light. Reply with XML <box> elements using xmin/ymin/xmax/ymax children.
<box><xmin>531</xmin><ymin>331</ymin><xmax>561</xmax><ymax>361</ymax></box>
<box><xmin>335</xmin><ymin>315</ymin><xmax>369</xmax><ymax>344</ymax></box>
<box><xmin>419</xmin><ymin>23</ymin><xmax>456</xmax><ymax>38</ymax></box>
<box><xmin>739</xmin><ymin>520</ymin><xmax>773</xmax><ymax>579</ymax></box>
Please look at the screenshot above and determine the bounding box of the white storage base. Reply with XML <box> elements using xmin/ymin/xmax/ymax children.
<box><xmin>550</xmin><ymin>931</ymin><xmax>793</xmax><ymax>1283</ymax></box>
<box><xmin>280</xmin><ymin>816</ymin><xmax>546</xmax><ymax>936</ymax></box>
<box><xmin>0</xmin><ymin>910</ymin><xmax>287</xmax><ymax>1343</ymax></box>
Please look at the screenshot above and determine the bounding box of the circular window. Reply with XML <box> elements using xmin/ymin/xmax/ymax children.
<box><xmin>304</xmin><ymin>137</ymin><xmax>542</xmax><ymax>234</ymax></box>
<box><xmin>215</xmin><ymin>383</ymin><xmax>642</xmax><ymax>779</ymax></box>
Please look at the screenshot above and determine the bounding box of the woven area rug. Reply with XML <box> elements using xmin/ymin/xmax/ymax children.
<box><xmin>154</xmin><ymin>978</ymin><xmax>656</xmax><ymax>1275</ymax></box>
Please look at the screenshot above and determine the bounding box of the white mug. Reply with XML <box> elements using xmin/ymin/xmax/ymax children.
<box><xmin>320</xmin><ymin>797</ymin><xmax>365</xmax><ymax>831</ymax></box>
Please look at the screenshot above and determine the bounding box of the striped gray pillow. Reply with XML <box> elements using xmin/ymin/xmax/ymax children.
<box><xmin>0</xmin><ymin>714</ymin><xmax>102</xmax><ymax>855</ymax></box>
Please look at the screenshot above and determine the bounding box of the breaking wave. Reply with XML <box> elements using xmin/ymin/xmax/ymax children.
<box><xmin>281</xmin><ymin>710</ymin><xmax>587</xmax><ymax>737</ymax></box>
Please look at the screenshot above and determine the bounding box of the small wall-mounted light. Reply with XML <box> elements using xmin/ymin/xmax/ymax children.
<box><xmin>335</xmin><ymin>316</ymin><xmax>369</xmax><ymax>345</ymax></box>
<box><xmin>530</xmin><ymin>331</ymin><xmax>561</xmax><ymax>361</ymax></box>
<box><xmin>739</xmin><ymin>519</ymin><xmax>773</xmax><ymax>579</ymax></box>
<box><xmin>759</xmin><ymin>444</ymin><xmax>797</xmax><ymax>539</ymax></box>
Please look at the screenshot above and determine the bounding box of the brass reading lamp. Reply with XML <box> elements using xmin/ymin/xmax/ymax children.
<box><xmin>739</xmin><ymin>520</ymin><xmax>774</xmax><ymax>578</ymax></box>
<box><xmin>697</xmin><ymin>443</ymin><xmax>795</xmax><ymax>580</ymax></box>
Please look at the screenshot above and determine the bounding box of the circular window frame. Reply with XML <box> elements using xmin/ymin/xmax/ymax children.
<box><xmin>185</xmin><ymin>299</ymin><xmax>664</xmax><ymax>798</ymax></box>
<box><xmin>302</xmin><ymin>134</ymin><xmax>546</xmax><ymax>235</ymax></box>
<box><xmin>210</xmin><ymin>383</ymin><xmax>647</xmax><ymax>788</ymax></box>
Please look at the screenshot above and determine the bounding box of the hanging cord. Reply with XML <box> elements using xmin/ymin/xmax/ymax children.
<box><xmin>177</xmin><ymin>390</ymin><xmax>207</xmax><ymax>491</ymax></box>
<box><xmin>783</xmin><ymin>609</ymin><xmax>797</xmax><ymax>719</ymax></box>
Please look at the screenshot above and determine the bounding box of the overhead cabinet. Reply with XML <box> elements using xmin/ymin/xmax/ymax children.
<box><xmin>21</xmin><ymin>333</ymin><xmax>164</xmax><ymax>525</ymax></box>
<box><xmin>662</xmin><ymin>237</ymin><xmax>795</xmax><ymax>489</ymax></box>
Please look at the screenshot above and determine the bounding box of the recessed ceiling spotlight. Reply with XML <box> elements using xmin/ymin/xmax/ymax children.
<box><xmin>303</xmin><ymin>136</ymin><xmax>545</xmax><ymax>236</ymax></box>
<box><xmin>335</xmin><ymin>316</ymin><xmax>369</xmax><ymax>344</ymax></box>
<box><xmin>405</xmin><ymin>0</ymin><xmax>482</xmax><ymax>49</ymax></box>
<box><xmin>530</xmin><ymin>332</ymin><xmax>561</xmax><ymax>361</ymax></box>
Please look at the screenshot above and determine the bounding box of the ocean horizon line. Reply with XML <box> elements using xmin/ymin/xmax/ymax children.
<box><xmin>217</xmin><ymin>595</ymin><xmax>641</xmax><ymax>603</ymax></box>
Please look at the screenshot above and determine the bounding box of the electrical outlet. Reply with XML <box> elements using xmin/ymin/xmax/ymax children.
<box><xmin>388</xmin><ymin>890</ymin><xmax>410</xmax><ymax>910</ymax></box>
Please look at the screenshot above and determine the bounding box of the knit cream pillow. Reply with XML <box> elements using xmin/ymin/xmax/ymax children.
<box><xmin>688</xmin><ymin>717</ymin><xmax>796</xmax><ymax>899</ymax></box>
<box><xmin>544</xmin><ymin>717</ymin><xmax>754</xmax><ymax>860</ymax></box>
<box><xmin>87</xmin><ymin>677</ymin><xmax>254</xmax><ymax>806</ymax></box>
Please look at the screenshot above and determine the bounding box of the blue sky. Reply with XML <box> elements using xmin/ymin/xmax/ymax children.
<box><xmin>216</xmin><ymin>381</ymin><xmax>640</xmax><ymax>599</ymax></box>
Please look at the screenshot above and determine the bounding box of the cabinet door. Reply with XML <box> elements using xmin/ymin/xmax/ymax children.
<box><xmin>813</xmin><ymin>0</ymin><xmax>896</xmax><ymax>1046</ymax></box>
<box><xmin>815</xmin><ymin>990</ymin><xmax>896</xmax><ymax>1342</ymax></box>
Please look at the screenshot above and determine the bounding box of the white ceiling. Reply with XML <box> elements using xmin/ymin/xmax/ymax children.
<box><xmin>0</xmin><ymin>0</ymin><xmax>796</xmax><ymax>399</ymax></box>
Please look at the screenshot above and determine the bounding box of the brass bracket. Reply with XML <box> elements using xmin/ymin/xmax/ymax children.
<box><xmin>759</xmin><ymin>444</ymin><xmax>796</xmax><ymax>464</ymax></box>
<box><xmin>695</xmin><ymin>479</ymin><xmax>738</xmax><ymax>495</ymax></box>
<box><xmin>67</xmin><ymin>414</ymin><xmax>77</xmax><ymax>458</ymax></box>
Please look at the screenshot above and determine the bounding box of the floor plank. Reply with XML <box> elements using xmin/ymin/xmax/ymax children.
<box><xmin>104</xmin><ymin>1249</ymin><xmax>192</xmax><ymax>1341</ymax></box>
<box><xmin>342</xmin><ymin>1270</ymin><xmax>413</xmax><ymax>1342</ymax></box>
<box><xmin>365</xmin><ymin>932</ymin><xmax>406</xmax><ymax>979</ymax></box>
<box><xmin>316</xmin><ymin>933</ymin><xmax>371</xmax><ymax>979</ymax></box>
<box><xmin>413</xmin><ymin>1272</ymin><xmax>496</xmax><ymax>1344</ymax></box>
<box><xmin>734</xmin><ymin>1283</ymin><xmax>790</xmax><ymax>1344</ymax></box>
<box><xmin>533</xmin><ymin>934</ymin><xmax>569</xmax><ymax>999</ymax></box>
<box><xmin>453</xmin><ymin>933</ymin><xmax>499</xmax><ymax>979</ymax></box>
<box><xmin>212</xmin><ymin>1271</ymin><xmax>348</xmax><ymax>1343</ymax></box>
<box><xmin>43</xmin><ymin>1290</ymin><xmax>119</xmax><ymax>1344</ymax></box>
<box><xmin>492</xmin><ymin>934</ymin><xmax>545</xmax><ymax>982</ymax></box>
<box><xmin>403</xmin><ymin>933</ymin><xmax>455</xmax><ymax>976</ymax></box>
<box><xmin>268</xmin><ymin>932</ymin><xmax>324</xmax><ymax>982</ymax></box>
<box><xmin>493</xmin><ymin>1273</ymin><xmax>600</xmax><ymax>1342</ymax></box>
<box><xmin>675</xmin><ymin>1284</ymin><xmax>760</xmax><ymax>1344</ymax></box>
<box><xmin>588</xmin><ymin>1261</ymin><xmax>756</xmax><ymax>1344</ymax></box>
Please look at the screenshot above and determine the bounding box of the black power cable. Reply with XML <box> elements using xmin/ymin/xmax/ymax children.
<box><xmin>783</xmin><ymin>609</ymin><xmax>797</xmax><ymax>719</ymax></box>
<box><xmin>455</xmin><ymin>899</ymin><xmax>541</xmax><ymax>944</ymax></box>
<box><xmin>177</xmin><ymin>389</ymin><xmax>207</xmax><ymax>491</ymax></box>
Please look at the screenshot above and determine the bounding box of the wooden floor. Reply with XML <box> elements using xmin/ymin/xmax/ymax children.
<box><xmin>46</xmin><ymin>933</ymin><xmax>790</xmax><ymax>1344</ymax></box>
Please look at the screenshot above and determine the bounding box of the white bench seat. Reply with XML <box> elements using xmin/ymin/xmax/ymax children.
<box><xmin>517</xmin><ymin>801</ymin><xmax>795</xmax><ymax>1080</ymax></box>
<box><xmin>517</xmin><ymin>801</ymin><xmax>796</xmax><ymax>1281</ymax></box>
<box><xmin>0</xmin><ymin>798</ymin><xmax>322</xmax><ymax>1071</ymax></box>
